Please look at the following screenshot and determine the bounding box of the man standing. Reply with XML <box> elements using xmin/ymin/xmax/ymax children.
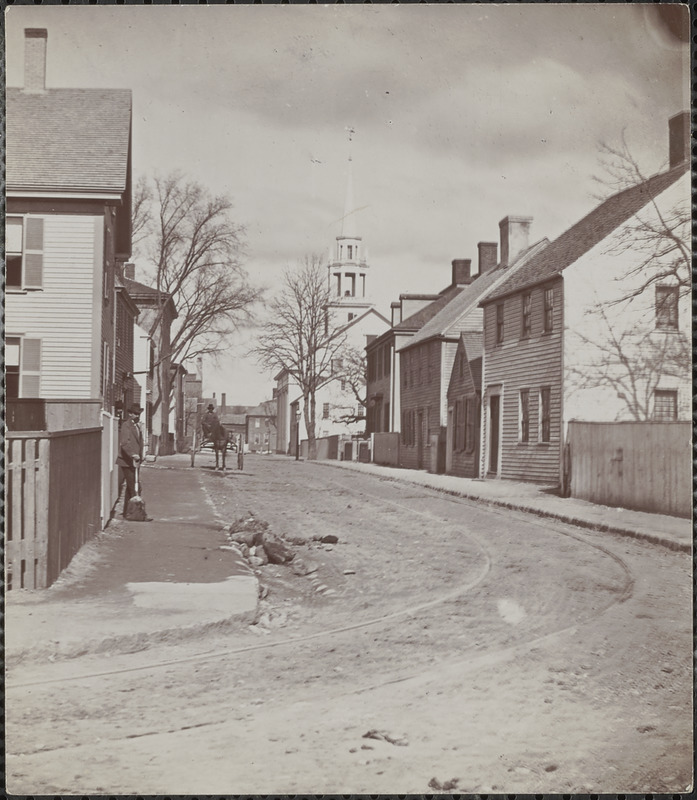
<box><xmin>117</xmin><ymin>404</ymin><xmax>144</xmax><ymax>516</ymax></box>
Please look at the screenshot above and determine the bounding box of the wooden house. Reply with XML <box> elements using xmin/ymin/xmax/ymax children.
<box><xmin>398</xmin><ymin>221</ymin><xmax>548</xmax><ymax>472</ymax></box>
<box><xmin>479</xmin><ymin>113</ymin><xmax>690</xmax><ymax>486</ymax></box>
<box><xmin>445</xmin><ymin>332</ymin><xmax>482</xmax><ymax>478</ymax></box>
<box><xmin>6</xmin><ymin>28</ymin><xmax>133</xmax><ymax>418</ymax></box>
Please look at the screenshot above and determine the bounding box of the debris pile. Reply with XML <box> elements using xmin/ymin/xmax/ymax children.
<box><xmin>224</xmin><ymin>513</ymin><xmax>296</xmax><ymax>566</ymax></box>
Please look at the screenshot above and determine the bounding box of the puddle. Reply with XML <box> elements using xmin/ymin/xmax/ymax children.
<box><xmin>497</xmin><ymin>597</ymin><xmax>526</xmax><ymax>625</ymax></box>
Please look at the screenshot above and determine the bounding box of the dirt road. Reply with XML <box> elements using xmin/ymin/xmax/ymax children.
<box><xmin>6</xmin><ymin>455</ymin><xmax>692</xmax><ymax>794</ymax></box>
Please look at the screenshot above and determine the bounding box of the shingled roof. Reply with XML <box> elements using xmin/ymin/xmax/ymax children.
<box><xmin>405</xmin><ymin>238</ymin><xmax>549</xmax><ymax>350</ymax></box>
<box><xmin>6</xmin><ymin>88</ymin><xmax>132</xmax><ymax>194</ymax></box>
<box><xmin>483</xmin><ymin>162</ymin><xmax>689</xmax><ymax>304</ymax></box>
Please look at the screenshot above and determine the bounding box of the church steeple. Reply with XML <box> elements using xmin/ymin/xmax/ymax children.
<box><xmin>327</xmin><ymin>128</ymin><xmax>372</xmax><ymax>323</ymax></box>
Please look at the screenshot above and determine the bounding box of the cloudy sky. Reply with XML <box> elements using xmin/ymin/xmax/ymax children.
<box><xmin>6</xmin><ymin>5</ymin><xmax>689</xmax><ymax>405</ymax></box>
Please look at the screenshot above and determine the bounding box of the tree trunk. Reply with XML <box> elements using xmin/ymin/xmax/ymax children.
<box><xmin>304</xmin><ymin>392</ymin><xmax>317</xmax><ymax>460</ymax></box>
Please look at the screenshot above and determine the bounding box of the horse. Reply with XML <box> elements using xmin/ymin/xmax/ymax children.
<box><xmin>203</xmin><ymin>419</ymin><xmax>228</xmax><ymax>471</ymax></box>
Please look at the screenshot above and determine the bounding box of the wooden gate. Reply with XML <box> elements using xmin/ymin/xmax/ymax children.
<box><xmin>6</xmin><ymin>428</ymin><xmax>102</xmax><ymax>589</ymax></box>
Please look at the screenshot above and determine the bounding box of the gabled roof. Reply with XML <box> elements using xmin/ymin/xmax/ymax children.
<box><xmin>247</xmin><ymin>400</ymin><xmax>277</xmax><ymax>418</ymax></box>
<box><xmin>123</xmin><ymin>278</ymin><xmax>178</xmax><ymax>319</ymax></box>
<box><xmin>6</xmin><ymin>88</ymin><xmax>132</xmax><ymax>195</ymax></box>
<box><xmin>405</xmin><ymin>239</ymin><xmax>549</xmax><ymax>350</ymax></box>
<box><xmin>220</xmin><ymin>413</ymin><xmax>247</xmax><ymax>427</ymax></box>
<box><xmin>484</xmin><ymin>162</ymin><xmax>689</xmax><ymax>303</ymax></box>
<box><xmin>447</xmin><ymin>332</ymin><xmax>483</xmax><ymax>398</ymax></box>
<box><xmin>394</xmin><ymin>284</ymin><xmax>465</xmax><ymax>332</ymax></box>
<box><xmin>339</xmin><ymin>305</ymin><xmax>390</xmax><ymax>333</ymax></box>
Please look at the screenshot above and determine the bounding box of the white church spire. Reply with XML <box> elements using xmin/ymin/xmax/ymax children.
<box><xmin>327</xmin><ymin>127</ymin><xmax>373</xmax><ymax>324</ymax></box>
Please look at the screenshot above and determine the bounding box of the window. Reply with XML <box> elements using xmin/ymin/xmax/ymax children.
<box><xmin>5</xmin><ymin>216</ymin><xmax>44</xmax><ymax>290</ymax></box>
<box><xmin>348</xmin><ymin>313</ymin><xmax>355</xmax><ymax>321</ymax></box>
<box><xmin>519</xmin><ymin>389</ymin><xmax>530</xmax><ymax>442</ymax></box>
<box><xmin>454</xmin><ymin>399</ymin><xmax>465</xmax><ymax>451</ymax></box>
<box><xmin>332</xmin><ymin>357</ymin><xmax>343</xmax><ymax>376</ymax></box>
<box><xmin>496</xmin><ymin>303</ymin><xmax>504</xmax><ymax>344</ymax></box>
<box><xmin>323</xmin><ymin>403</ymin><xmax>330</xmax><ymax>420</ymax></box>
<box><xmin>543</xmin><ymin>288</ymin><xmax>554</xmax><ymax>333</ymax></box>
<box><xmin>7</xmin><ymin>337</ymin><xmax>41</xmax><ymax>397</ymax></box>
<box><xmin>347</xmin><ymin>245</ymin><xmax>353</xmax><ymax>259</ymax></box>
<box><xmin>540</xmin><ymin>387</ymin><xmax>551</xmax><ymax>442</ymax></box>
<box><xmin>465</xmin><ymin>397</ymin><xmax>476</xmax><ymax>452</ymax></box>
<box><xmin>654</xmin><ymin>390</ymin><xmax>677</xmax><ymax>421</ymax></box>
<box><xmin>655</xmin><ymin>286</ymin><xmax>679</xmax><ymax>330</ymax></box>
<box><xmin>521</xmin><ymin>293</ymin><xmax>532</xmax><ymax>338</ymax></box>
<box><xmin>5</xmin><ymin>337</ymin><xmax>20</xmax><ymax>399</ymax></box>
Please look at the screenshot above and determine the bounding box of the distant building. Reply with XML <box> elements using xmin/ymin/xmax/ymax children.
<box><xmin>245</xmin><ymin>400</ymin><xmax>278</xmax><ymax>453</ymax></box>
<box><xmin>124</xmin><ymin>266</ymin><xmax>178</xmax><ymax>455</ymax></box>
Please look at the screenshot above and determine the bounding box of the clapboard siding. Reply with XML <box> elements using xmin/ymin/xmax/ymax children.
<box><xmin>5</xmin><ymin>214</ymin><xmax>102</xmax><ymax>398</ymax></box>
<box><xmin>482</xmin><ymin>277</ymin><xmax>564</xmax><ymax>484</ymax></box>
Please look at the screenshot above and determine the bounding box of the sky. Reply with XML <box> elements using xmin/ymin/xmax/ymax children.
<box><xmin>5</xmin><ymin>5</ymin><xmax>689</xmax><ymax>405</ymax></box>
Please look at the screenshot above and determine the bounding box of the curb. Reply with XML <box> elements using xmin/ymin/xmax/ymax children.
<box><xmin>321</xmin><ymin>461</ymin><xmax>691</xmax><ymax>555</ymax></box>
<box><xmin>6</xmin><ymin>606</ymin><xmax>260</xmax><ymax>669</ymax></box>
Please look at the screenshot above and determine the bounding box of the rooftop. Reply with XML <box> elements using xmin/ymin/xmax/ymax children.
<box><xmin>484</xmin><ymin>161</ymin><xmax>689</xmax><ymax>303</ymax></box>
<box><xmin>7</xmin><ymin>87</ymin><xmax>132</xmax><ymax>195</ymax></box>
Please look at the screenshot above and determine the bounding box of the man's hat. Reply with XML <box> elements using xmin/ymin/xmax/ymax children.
<box><xmin>129</xmin><ymin>404</ymin><xmax>144</xmax><ymax>415</ymax></box>
<box><xmin>207</xmin><ymin>404</ymin><xmax>215</xmax><ymax>411</ymax></box>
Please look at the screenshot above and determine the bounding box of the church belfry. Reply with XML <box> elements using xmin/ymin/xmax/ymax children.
<box><xmin>327</xmin><ymin>130</ymin><xmax>373</xmax><ymax>324</ymax></box>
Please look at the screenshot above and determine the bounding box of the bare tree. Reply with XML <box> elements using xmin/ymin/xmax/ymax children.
<box><xmin>593</xmin><ymin>134</ymin><xmax>690</xmax><ymax>305</ymax></box>
<box><xmin>332</xmin><ymin>345</ymin><xmax>368</xmax><ymax>427</ymax></box>
<box><xmin>568</xmin><ymin>304</ymin><xmax>689</xmax><ymax>421</ymax></box>
<box><xmin>133</xmin><ymin>171</ymin><xmax>262</xmax><ymax>444</ymax></box>
<box><xmin>253</xmin><ymin>256</ymin><xmax>347</xmax><ymax>460</ymax></box>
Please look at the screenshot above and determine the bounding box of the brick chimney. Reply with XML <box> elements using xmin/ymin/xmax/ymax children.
<box><xmin>451</xmin><ymin>259</ymin><xmax>475</xmax><ymax>286</ymax></box>
<box><xmin>499</xmin><ymin>216</ymin><xmax>532</xmax><ymax>268</ymax></box>
<box><xmin>477</xmin><ymin>241</ymin><xmax>498</xmax><ymax>275</ymax></box>
<box><xmin>221</xmin><ymin>393</ymin><xmax>226</xmax><ymax>413</ymax></box>
<box><xmin>124</xmin><ymin>262</ymin><xmax>136</xmax><ymax>280</ymax></box>
<box><xmin>391</xmin><ymin>301</ymin><xmax>401</xmax><ymax>326</ymax></box>
<box><xmin>24</xmin><ymin>29</ymin><xmax>48</xmax><ymax>93</ymax></box>
<box><xmin>669</xmin><ymin>111</ymin><xmax>690</xmax><ymax>168</ymax></box>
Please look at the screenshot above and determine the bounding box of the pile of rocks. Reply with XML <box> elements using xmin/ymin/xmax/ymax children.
<box><xmin>224</xmin><ymin>514</ymin><xmax>296</xmax><ymax>568</ymax></box>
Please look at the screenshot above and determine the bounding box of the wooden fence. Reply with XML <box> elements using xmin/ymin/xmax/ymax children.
<box><xmin>6</xmin><ymin>428</ymin><xmax>102</xmax><ymax>590</ymax></box>
<box><xmin>566</xmin><ymin>421</ymin><xmax>691</xmax><ymax>518</ymax></box>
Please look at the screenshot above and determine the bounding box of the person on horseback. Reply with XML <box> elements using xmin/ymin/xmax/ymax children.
<box><xmin>202</xmin><ymin>403</ymin><xmax>219</xmax><ymax>440</ymax></box>
<box><xmin>201</xmin><ymin>403</ymin><xmax>227</xmax><ymax>470</ymax></box>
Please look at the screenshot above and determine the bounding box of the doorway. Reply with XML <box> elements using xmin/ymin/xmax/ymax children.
<box><xmin>488</xmin><ymin>394</ymin><xmax>501</xmax><ymax>475</ymax></box>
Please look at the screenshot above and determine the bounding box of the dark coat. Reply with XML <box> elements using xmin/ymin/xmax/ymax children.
<box><xmin>117</xmin><ymin>419</ymin><xmax>144</xmax><ymax>467</ymax></box>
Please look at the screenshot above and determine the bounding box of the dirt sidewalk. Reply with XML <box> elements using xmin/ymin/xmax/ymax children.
<box><xmin>5</xmin><ymin>460</ymin><xmax>258</xmax><ymax>665</ymax></box>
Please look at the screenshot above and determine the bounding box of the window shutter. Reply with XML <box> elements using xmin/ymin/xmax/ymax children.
<box><xmin>24</xmin><ymin>217</ymin><xmax>44</xmax><ymax>289</ymax></box>
<box><xmin>20</xmin><ymin>338</ymin><xmax>42</xmax><ymax>397</ymax></box>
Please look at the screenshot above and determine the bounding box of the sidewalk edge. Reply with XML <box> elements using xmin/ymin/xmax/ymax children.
<box><xmin>320</xmin><ymin>461</ymin><xmax>691</xmax><ymax>555</ymax></box>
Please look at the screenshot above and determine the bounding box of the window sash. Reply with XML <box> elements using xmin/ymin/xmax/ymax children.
<box><xmin>655</xmin><ymin>286</ymin><xmax>679</xmax><ymax>330</ymax></box>
<box><xmin>496</xmin><ymin>304</ymin><xmax>504</xmax><ymax>343</ymax></box>
<box><xmin>540</xmin><ymin>387</ymin><xmax>551</xmax><ymax>442</ymax></box>
<box><xmin>543</xmin><ymin>288</ymin><xmax>554</xmax><ymax>332</ymax></box>
<box><xmin>520</xmin><ymin>389</ymin><xmax>530</xmax><ymax>442</ymax></box>
<box><xmin>654</xmin><ymin>390</ymin><xmax>677</xmax><ymax>420</ymax></box>
<box><xmin>522</xmin><ymin>294</ymin><xmax>532</xmax><ymax>337</ymax></box>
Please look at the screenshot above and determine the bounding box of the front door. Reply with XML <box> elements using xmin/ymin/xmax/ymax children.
<box><xmin>489</xmin><ymin>394</ymin><xmax>500</xmax><ymax>475</ymax></box>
